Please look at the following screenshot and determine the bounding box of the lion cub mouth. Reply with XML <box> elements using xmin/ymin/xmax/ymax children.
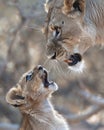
<box><xmin>38</xmin><ymin>66</ymin><xmax>54</xmax><ymax>88</ymax></box>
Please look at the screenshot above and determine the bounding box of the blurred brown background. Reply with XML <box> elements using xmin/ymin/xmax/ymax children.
<box><xmin>0</xmin><ymin>0</ymin><xmax>104</xmax><ymax>130</ymax></box>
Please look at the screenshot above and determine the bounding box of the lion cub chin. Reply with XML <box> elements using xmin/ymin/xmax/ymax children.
<box><xmin>6</xmin><ymin>65</ymin><xmax>69</xmax><ymax>130</ymax></box>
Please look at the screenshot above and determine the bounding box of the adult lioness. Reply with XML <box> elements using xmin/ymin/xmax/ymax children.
<box><xmin>44</xmin><ymin>0</ymin><xmax>104</xmax><ymax>72</ymax></box>
<box><xmin>6</xmin><ymin>65</ymin><xmax>69</xmax><ymax>130</ymax></box>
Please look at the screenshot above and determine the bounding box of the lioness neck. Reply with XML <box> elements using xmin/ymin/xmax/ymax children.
<box><xmin>84</xmin><ymin>0</ymin><xmax>104</xmax><ymax>45</ymax></box>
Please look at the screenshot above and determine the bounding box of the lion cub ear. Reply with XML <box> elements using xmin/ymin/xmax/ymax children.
<box><xmin>62</xmin><ymin>0</ymin><xmax>86</xmax><ymax>18</ymax></box>
<box><xmin>6</xmin><ymin>85</ymin><xmax>25</xmax><ymax>107</ymax></box>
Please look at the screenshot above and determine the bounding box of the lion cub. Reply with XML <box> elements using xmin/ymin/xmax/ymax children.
<box><xmin>6</xmin><ymin>65</ymin><xmax>69</xmax><ymax>130</ymax></box>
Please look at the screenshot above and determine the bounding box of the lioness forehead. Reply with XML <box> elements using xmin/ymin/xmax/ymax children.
<box><xmin>50</xmin><ymin>9</ymin><xmax>67</xmax><ymax>24</ymax></box>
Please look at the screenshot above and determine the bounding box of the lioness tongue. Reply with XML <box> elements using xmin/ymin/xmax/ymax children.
<box><xmin>64</xmin><ymin>59</ymin><xmax>72</xmax><ymax>64</ymax></box>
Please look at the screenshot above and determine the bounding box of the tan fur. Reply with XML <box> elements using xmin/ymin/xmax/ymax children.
<box><xmin>6</xmin><ymin>66</ymin><xmax>69</xmax><ymax>130</ymax></box>
<box><xmin>44</xmin><ymin>0</ymin><xmax>104</xmax><ymax>69</ymax></box>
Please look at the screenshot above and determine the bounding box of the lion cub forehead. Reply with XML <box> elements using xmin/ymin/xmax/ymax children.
<box><xmin>19</xmin><ymin>70</ymin><xmax>32</xmax><ymax>81</ymax></box>
<box><xmin>19</xmin><ymin>67</ymin><xmax>39</xmax><ymax>83</ymax></box>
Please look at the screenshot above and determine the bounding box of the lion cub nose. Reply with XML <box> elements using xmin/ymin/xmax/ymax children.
<box><xmin>38</xmin><ymin>65</ymin><xmax>43</xmax><ymax>70</ymax></box>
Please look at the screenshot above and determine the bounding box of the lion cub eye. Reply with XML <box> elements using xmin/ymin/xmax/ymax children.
<box><xmin>26</xmin><ymin>72</ymin><xmax>33</xmax><ymax>82</ymax></box>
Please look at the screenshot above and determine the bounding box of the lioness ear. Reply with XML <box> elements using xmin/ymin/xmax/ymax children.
<box><xmin>6</xmin><ymin>85</ymin><xmax>25</xmax><ymax>107</ymax></box>
<box><xmin>62</xmin><ymin>0</ymin><xmax>85</xmax><ymax>18</ymax></box>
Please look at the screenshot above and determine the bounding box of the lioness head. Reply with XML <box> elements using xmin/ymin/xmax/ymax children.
<box><xmin>6</xmin><ymin>65</ymin><xmax>58</xmax><ymax>108</ymax></box>
<box><xmin>44</xmin><ymin>0</ymin><xmax>92</xmax><ymax>72</ymax></box>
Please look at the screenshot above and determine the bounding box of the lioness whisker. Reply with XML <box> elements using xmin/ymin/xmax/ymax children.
<box><xmin>56</xmin><ymin>61</ymin><xmax>65</xmax><ymax>75</ymax></box>
<box><xmin>23</xmin><ymin>25</ymin><xmax>41</xmax><ymax>32</ymax></box>
<box><xmin>43</xmin><ymin>58</ymin><xmax>50</xmax><ymax>66</ymax></box>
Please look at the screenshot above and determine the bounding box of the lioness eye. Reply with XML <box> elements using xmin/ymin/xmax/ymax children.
<box><xmin>26</xmin><ymin>72</ymin><xmax>33</xmax><ymax>82</ymax></box>
<box><xmin>62</xmin><ymin>21</ymin><xmax>64</xmax><ymax>24</ymax></box>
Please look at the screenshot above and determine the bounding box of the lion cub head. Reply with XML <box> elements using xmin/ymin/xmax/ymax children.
<box><xmin>6</xmin><ymin>65</ymin><xmax>58</xmax><ymax>108</ymax></box>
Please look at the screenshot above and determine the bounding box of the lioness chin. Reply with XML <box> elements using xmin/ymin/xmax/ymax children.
<box><xmin>44</xmin><ymin>0</ymin><xmax>104</xmax><ymax>72</ymax></box>
<box><xmin>6</xmin><ymin>65</ymin><xmax>69</xmax><ymax>130</ymax></box>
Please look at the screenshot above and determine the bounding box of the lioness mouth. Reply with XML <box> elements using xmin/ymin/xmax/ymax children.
<box><xmin>38</xmin><ymin>66</ymin><xmax>53</xmax><ymax>88</ymax></box>
<box><xmin>64</xmin><ymin>53</ymin><xmax>82</xmax><ymax>66</ymax></box>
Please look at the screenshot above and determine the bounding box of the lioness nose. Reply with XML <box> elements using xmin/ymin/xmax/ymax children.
<box><xmin>51</xmin><ymin>52</ymin><xmax>56</xmax><ymax>59</ymax></box>
<box><xmin>49</xmin><ymin>24</ymin><xmax>61</xmax><ymax>38</ymax></box>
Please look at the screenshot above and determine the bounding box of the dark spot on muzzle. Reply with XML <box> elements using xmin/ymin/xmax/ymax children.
<box><xmin>68</xmin><ymin>53</ymin><xmax>82</xmax><ymax>66</ymax></box>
